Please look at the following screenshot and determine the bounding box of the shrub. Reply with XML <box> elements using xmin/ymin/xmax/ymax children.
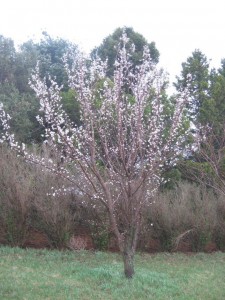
<box><xmin>146</xmin><ymin>182</ymin><xmax>224</xmax><ymax>251</ymax></box>
<box><xmin>0</xmin><ymin>146</ymin><xmax>80</xmax><ymax>249</ymax></box>
<box><xmin>0</xmin><ymin>146</ymin><xmax>33</xmax><ymax>246</ymax></box>
<box><xmin>0</xmin><ymin>145</ymin><xmax>224</xmax><ymax>252</ymax></box>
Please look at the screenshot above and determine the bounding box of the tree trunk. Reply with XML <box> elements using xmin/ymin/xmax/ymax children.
<box><xmin>123</xmin><ymin>248</ymin><xmax>135</xmax><ymax>278</ymax></box>
<box><xmin>107</xmin><ymin>200</ymin><xmax>141</xmax><ymax>279</ymax></box>
<box><xmin>122</xmin><ymin>230</ymin><xmax>136</xmax><ymax>278</ymax></box>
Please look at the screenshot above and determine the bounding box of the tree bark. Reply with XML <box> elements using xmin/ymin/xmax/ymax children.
<box><xmin>122</xmin><ymin>231</ymin><xmax>136</xmax><ymax>278</ymax></box>
<box><xmin>123</xmin><ymin>248</ymin><xmax>135</xmax><ymax>278</ymax></box>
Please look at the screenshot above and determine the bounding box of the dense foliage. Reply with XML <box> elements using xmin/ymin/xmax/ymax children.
<box><xmin>0</xmin><ymin>33</ymin><xmax>78</xmax><ymax>143</ymax></box>
<box><xmin>91</xmin><ymin>27</ymin><xmax>160</xmax><ymax>77</ymax></box>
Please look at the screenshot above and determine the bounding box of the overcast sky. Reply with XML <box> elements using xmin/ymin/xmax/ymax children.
<box><xmin>1</xmin><ymin>0</ymin><xmax>225</xmax><ymax>86</ymax></box>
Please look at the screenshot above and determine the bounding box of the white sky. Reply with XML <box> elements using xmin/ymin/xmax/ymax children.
<box><xmin>1</xmin><ymin>0</ymin><xmax>225</xmax><ymax>86</ymax></box>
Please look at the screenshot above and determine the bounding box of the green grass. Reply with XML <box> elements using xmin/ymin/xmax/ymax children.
<box><xmin>0</xmin><ymin>246</ymin><xmax>225</xmax><ymax>300</ymax></box>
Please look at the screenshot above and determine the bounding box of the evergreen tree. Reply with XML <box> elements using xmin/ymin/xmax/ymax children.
<box><xmin>174</xmin><ymin>50</ymin><xmax>210</xmax><ymax>123</ymax></box>
<box><xmin>91</xmin><ymin>27</ymin><xmax>159</xmax><ymax>77</ymax></box>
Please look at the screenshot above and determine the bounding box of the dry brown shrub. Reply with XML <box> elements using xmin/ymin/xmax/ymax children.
<box><xmin>28</xmin><ymin>156</ymin><xmax>79</xmax><ymax>249</ymax></box>
<box><xmin>1</xmin><ymin>143</ymin><xmax>224</xmax><ymax>252</ymax></box>
<box><xmin>145</xmin><ymin>182</ymin><xmax>224</xmax><ymax>251</ymax></box>
<box><xmin>0</xmin><ymin>145</ymin><xmax>83</xmax><ymax>249</ymax></box>
<box><xmin>0</xmin><ymin>146</ymin><xmax>33</xmax><ymax>246</ymax></box>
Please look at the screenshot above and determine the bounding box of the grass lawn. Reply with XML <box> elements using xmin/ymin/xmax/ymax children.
<box><xmin>0</xmin><ymin>246</ymin><xmax>224</xmax><ymax>300</ymax></box>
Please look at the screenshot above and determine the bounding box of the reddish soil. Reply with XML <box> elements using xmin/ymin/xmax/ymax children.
<box><xmin>0</xmin><ymin>226</ymin><xmax>6</xmax><ymax>245</ymax></box>
<box><xmin>204</xmin><ymin>242</ymin><xmax>218</xmax><ymax>253</ymax></box>
<box><xmin>174</xmin><ymin>240</ymin><xmax>193</xmax><ymax>252</ymax></box>
<box><xmin>68</xmin><ymin>234</ymin><xmax>94</xmax><ymax>250</ymax></box>
<box><xmin>68</xmin><ymin>226</ymin><xmax>94</xmax><ymax>250</ymax></box>
<box><xmin>146</xmin><ymin>239</ymin><xmax>162</xmax><ymax>253</ymax></box>
<box><xmin>23</xmin><ymin>229</ymin><xmax>51</xmax><ymax>249</ymax></box>
<box><xmin>0</xmin><ymin>226</ymin><xmax>222</xmax><ymax>253</ymax></box>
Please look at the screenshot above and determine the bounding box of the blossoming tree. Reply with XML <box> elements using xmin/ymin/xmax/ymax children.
<box><xmin>0</xmin><ymin>33</ymin><xmax>191</xmax><ymax>278</ymax></box>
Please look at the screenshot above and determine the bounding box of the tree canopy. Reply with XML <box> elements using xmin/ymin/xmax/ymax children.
<box><xmin>91</xmin><ymin>27</ymin><xmax>160</xmax><ymax>77</ymax></box>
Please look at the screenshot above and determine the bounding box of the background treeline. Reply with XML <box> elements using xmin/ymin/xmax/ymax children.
<box><xmin>0</xmin><ymin>28</ymin><xmax>225</xmax><ymax>251</ymax></box>
<box><xmin>0</xmin><ymin>31</ymin><xmax>80</xmax><ymax>143</ymax></box>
